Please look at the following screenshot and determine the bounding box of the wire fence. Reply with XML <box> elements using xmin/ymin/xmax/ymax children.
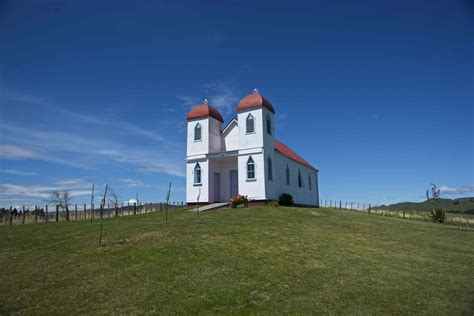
<box><xmin>0</xmin><ymin>202</ymin><xmax>186</xmax><ymax>226</ymax></box>
<box><xmin>320</xmin><ymin>199</ymin><xmax>472</xmax><ymax>229</ymax></box>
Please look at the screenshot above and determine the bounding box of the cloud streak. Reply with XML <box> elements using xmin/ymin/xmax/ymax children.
<box><xmin>439</xmin><ymin>185</ymin><xmax>474</xmax><ymax>195</ymax></box>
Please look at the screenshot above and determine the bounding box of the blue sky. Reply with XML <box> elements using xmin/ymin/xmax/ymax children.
<box><xmin>0</xmin><ymin>0</ymin><xmax>473</xmax><ymax>208</ymax></box>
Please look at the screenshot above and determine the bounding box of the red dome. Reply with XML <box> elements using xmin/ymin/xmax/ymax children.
<box><xmin>237</xmin><ymin>92</ymin><xmax>275</xmax><ymax>114</ymax></box>
<box><xmin>187</xmin><ymin>103</ymin><xmax>223</xmax><ymax>123</ymax></box>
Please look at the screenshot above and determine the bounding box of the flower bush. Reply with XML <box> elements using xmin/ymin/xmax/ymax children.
<box><xmin>230</xmin><ymin>195</ymin><xmax>249</xmax><ymax>208</ymax></box>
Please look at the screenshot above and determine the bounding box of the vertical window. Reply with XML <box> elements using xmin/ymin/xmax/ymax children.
<box><xmin>268</xmin><ymin>157</ymin><xmax>273</xmax><ymax>181</ymax></box>
<box><xmin>286</xmin><ymin>165</ymin><xmax>290</xmax><ymax>185</ymax></box>
<box><xmin>194</xmin><ymin>123</ymin><xmax>201</xmax><ymax>141</ymax></box>
<box><xmin>194</xmin><ymin>163</ymin><xmax>201</xmax><ymax>184</ymax></box>
<box><xmin>266</xmin><ymin>114</ymin><xmax>272</xmax><ymax>135</ymax></box>
<box><xmin>246</xmin><ymin>114</ymin><xmax>255</xmax><ymax>133</ymax></box>
<box><xmin>247</xmin><ymin>156</ymin><xmax>255</xmax><ymax>179</ymax></box>
<box><xmin>298</xmin><ymin>169</ymin><xmax>302</xmax><ymax>188</ymax></box>
<box><xmin>308</xmin><ymin>174</ymin><xmax>312</xmax><ymax>190</ymax></box>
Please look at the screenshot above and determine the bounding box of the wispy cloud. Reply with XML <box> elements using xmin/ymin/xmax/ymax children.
<box><xmin>0</xmin><ymin>169</ymin><xmax>39</xmax><ymax>176</ymax></box>
<box><xmin>178</xmin><ymin>82</ymin><xmax>239</xmax><ymax>117</ymax></box>
<box><xmin>439</xmin><ymin>185</ymin><xmax>474</xmax><ymax>195</ymax></box>
<box><xmin>0</xmin><ymin>144</ymin><xmax>41</xmax><ymax>159</ymax></box>
<box><xmin>119</xmin><ymin>178</ymin><xmax>148</xmax><ymax>188</ymax></box>
<box><xmin>0</xmin><ymin>178</ymin><xmax>93</xmax><ymax>205</ymax></box>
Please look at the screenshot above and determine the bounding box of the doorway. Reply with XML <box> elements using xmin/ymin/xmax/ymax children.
<box><xmin>229</xmin><ymin>170</ymin><xmax>238</xmax><ymax>198</ymax></box>
<box><xmin>214</xmin><ymin>173</ymin><xmax>221</xmax><ymax>202</ymax></box>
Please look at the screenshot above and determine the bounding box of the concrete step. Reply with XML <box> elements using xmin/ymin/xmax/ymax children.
<box><xmin>188</xmin><ymin>202</ymin><xmax>230</xmax><ymax>212</ymax></box>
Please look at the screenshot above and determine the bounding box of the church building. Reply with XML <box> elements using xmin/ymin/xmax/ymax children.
<box><xmin>186</xmin><ymin>89</ymin><xmax>319</xmax><ymax>206</ymax></box>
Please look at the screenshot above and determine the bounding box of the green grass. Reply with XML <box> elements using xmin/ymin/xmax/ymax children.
<box><xmin>1</xmin><ymin>207</ymin><xmax>473</xmax><ymax>315</ymax></box>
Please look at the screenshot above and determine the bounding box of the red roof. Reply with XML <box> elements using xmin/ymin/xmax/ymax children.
<box><xmin>274</xmin><ymin>140</ymin><xmax>318</xmax><ymax>172</ymax></box>
<box><xmin>187</xmin><ymin>103</ymin><xmax>224</xmax><ymax>123</ymax></box>
<box><xmin>237</xmin><ymin>92</ymin><xmax>275</xmax><ymax>114</ymax></box>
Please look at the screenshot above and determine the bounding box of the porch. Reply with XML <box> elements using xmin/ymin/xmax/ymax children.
<box><xmin>208</xmin><ymin>155</ymin><xmax>239</xmax><ymax>203</ymax></box>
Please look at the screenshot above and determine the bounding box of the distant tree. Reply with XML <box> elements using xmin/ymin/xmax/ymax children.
<box><xmin>49</xmin><ymin>190</ymin><xmax>73</xmax><ymax>221</ymax></box>
<box><xmin>427</xmin><ymin>184</ymin><xmax>446</xmax><ymax>223</ymax></box>
<box><xmin>108</xmin><ymin>188</ymin><xmax>120</xmax><ymax>216</ymax></box>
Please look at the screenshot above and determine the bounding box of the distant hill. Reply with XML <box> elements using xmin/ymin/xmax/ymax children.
<box><xmin>374</xmin><ymin>197</ymin><xmax>474</xmax><ymax>214</ymax></box>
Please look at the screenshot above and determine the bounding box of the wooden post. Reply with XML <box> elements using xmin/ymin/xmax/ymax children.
<box><xmin>84</xmin><ymin>204</ymin><xmax>87</xmax><ymax>220</ymax></box>
<box><xmin>45</xmin><ymin>205</ymin><xmax>48</xmax><ymax>223</ymax></box>
<box><xmin>34</xmin><ymin>205</ymin><xmax>38</xmax><ymax>223</ymax></box>
<box><xmin>22</xmin><ymin>206</ymin><xmax>26</xmax><ymax>224</ymax></box>
<box><xmin>75</xmin><ymin>204</ymin><xmax>78</xmax><ymax>221</ymax></box>
<box><xmin>134</xmin><ymin>203</ymin><xmax>137</xmax><ymax>215</ymax></box>
<box><xmin>55</xmin><ymin>205</ymin><xmax>59</xmax><ymax>222</ymax></box>
<box><xmin>9</xmin><ymin>206</ymin><xmax>13</xmax><ymax>226</ymax></box>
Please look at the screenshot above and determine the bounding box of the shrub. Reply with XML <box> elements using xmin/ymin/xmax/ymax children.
<box><xmin>430</xmin><ymin>208</ymin><xmax>446</xmax><ymax>223</ymax></box>
<box><xmin>230</xmin><ymin>195</ymin><xmax>249</xmax><ymax>208</ymax></box>
<box><xmin>279</xmin><ymin>193</ymin><xmax>294</xmax><ymax>206</ymax></box>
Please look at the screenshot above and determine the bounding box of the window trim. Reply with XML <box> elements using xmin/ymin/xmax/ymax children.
<box><xmin>194</xmin><ymin>123</ymin><xmax>202</xmax><ymax>142</ymax></box>
<box><xmin>194</xmin><ymin>163</ymin><xmax>202</xmax><ymax>185</ymax></box>
<box><xmin>246</xmin><ymin>156</ymin><xmax>256</xmax><ymax>181</ymax></box>
<box><xmin>246</xmin><ymin>113</ymin><xmax>255</xmax><ymax>134</ymax></box>
<box><xmin>298</xmin><ymin>169</ymin><xmax>303</xmax><ymax>188</ymax></box>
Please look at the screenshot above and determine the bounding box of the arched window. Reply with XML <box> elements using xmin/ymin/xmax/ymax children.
<box><xmin>298</xmin><ymin>169</ymin><xmax>302</xmax><ymax>188</ymax></box>
<box><xmin>286</xmin><ymin>165</ymin><xmax>290</xmax><ymax>185</ymax></box>
<box><xmin>308</xmin><ymin>174</ymin><xmax>312</xmax><ymax>190</ymax></box>
<box><xmin>194</xmin><ymin>163</ymin><xmax>201</xmax><ymax>184</ymax></box>
<box><xmin>267</xmin><ymin>157</ymin><xmax>273</xmax><ymax>181</ymax></box>
<box><xmin>266</xmin><ymin>114</ymin><xmax>272</xmax><ymax>135</ymax></box>
<box><xmin>194</xmin><ymin>123</ymin><xmax>201</xmax><ymax>141</ymax></box>
<box><xmin>247</xmin><ymin>156</ymin><xmax>255</xmax><ymax>179</ymax></box>
<box><xmin>246</xmin><ymin>114</ymin><xmax>255</xmax><ymax>133</ymax></box>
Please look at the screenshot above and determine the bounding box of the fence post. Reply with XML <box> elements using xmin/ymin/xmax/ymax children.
<box><xmin>350</xmin><ymin>202</ymin><xmax>353</xmax><ymax>211</ymax></box>
<box><xmin>83</xmin><ymin>204</ymin><xmax>87</xmax><ymax>220</ymax></box>
<box><xmin>9</xmin><ymin>206</ymin><xmax>13</xmax><ymax>226</ymax></box>
<box><xmin>368</xmin><ymin>204</ymin><xmax>371</xmax><ymax>214</ymax></box>
<box><xmin>75</xmin><ymin>204</ymin><xmax>78</xmax><ymax>221</ymax></box>
<box><xmin>22</xmin><ymin>205</ymin><xmax>26</xmax><ymax>224</ymax></box>
<box><xmin>55</xmin><ymin>205</ymin><xmax>59</xmax><ymax>222</ymax></box>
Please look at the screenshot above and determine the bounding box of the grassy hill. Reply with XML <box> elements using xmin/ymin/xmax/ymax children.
<box><xmin>375</xmin><ymin>197</ymin><xmax>474</xmax><ymax>214</ymax></box>
<box><xmin>1</xmin><ymin>207</ymin><xmax>473</xmax><ymax>314</ymax></box>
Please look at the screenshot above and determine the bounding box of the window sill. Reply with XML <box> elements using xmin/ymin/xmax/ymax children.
<box><xmin>245</xmin><ymin>131</ymin><xmax>256</xmax><ymax>135</ymax></box>
<box><xmin>194</xmin><ymin>140</ymin><xmax>202</xmax><ymax>143</ymax></box>
<box><xmin>193</xmin><ymin>183</ymin><xmax>202</xmax><ymax>187</ymax></box>
<box><xmin>246</xmin><ymin>178</ymin><xmax>257</xmax><ymax>182</ymax></box>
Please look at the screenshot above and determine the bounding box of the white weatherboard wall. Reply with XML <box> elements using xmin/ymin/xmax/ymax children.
<box><xmin>186</xmin><ymin>159</ymin><xmax>209</xmax><ymax>203</ymax></box>
<box><xmin>221</xmin><ymin>120</ymin><xmax>239</xmax><ymax>151</ymax></box>
<box><xmin>271</xmin><ymin>153</ymin><xmax>319</xmax><ymax>206</ymax></box>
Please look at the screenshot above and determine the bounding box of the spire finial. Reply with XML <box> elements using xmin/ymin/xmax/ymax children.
<box><xmin>203</xmin><ymin>98</ymin><xmax>208</xmax><ymax>104</ymax></box>
<box><xmin>253</xmin><ymin>88</ymin><xmax>259</xmax><ymax>94</ymax></box>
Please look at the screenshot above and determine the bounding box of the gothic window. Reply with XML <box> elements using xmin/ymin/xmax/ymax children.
<box><xmin>246</xmin><ymin>114</ymin><xmax>255</xmax><ymax>133</ymax></box>
<box><xmin>194</xmin><ymin>123</ymin><xmax>201</xmax><ymax>141</ymax></box>
<box><xmin>266</xmin><ymin>114</ymin><xmax>272</xmax><ymax>135</ymax></box>
<box><xmin>286</xmin><ymin>165</ymin><xmax>290</xmax><ymax>185</ymax></box>
<box><xmin>298</xmin><ymin>169</ymin><xmax>302</xmax><ymax>188</ymax></box>
<box><xmin>247</xmin><ymin>156</ymin><xmax>255</xmax><ymax>179</ymax></box>
<box><xmin>308</xmin><ymin>174</ymin><xmax>312</xmax><ymax>190</ymax></box>
<box><xmin>268</xmin><ymin>157</ymin><xmax>273</xmax><ymax>181</ymax></box>
<box><xmin>194</xmin><ymin>163</ymin><xmax>201</xmax><ymax>184</ymax></box>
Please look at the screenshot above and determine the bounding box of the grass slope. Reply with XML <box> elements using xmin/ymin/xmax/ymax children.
<box><xmin>1</xmin><ymin>207</ymin><xmax>473</xmax><ymax>315</ymax></box>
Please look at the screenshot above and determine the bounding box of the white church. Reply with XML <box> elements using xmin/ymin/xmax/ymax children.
<box><xmin>186</xmin><ymin>89</ymin><xmax>319</xmax><ymax>207</ymax></box>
